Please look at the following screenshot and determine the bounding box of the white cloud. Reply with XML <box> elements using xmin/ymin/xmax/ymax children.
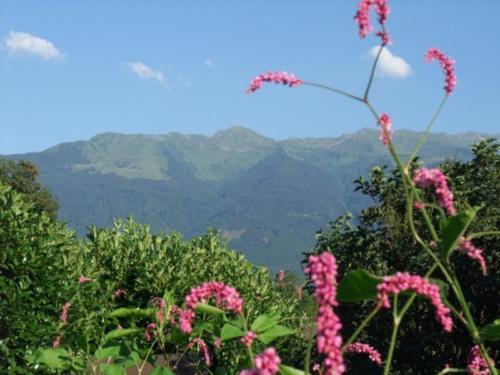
<box><xmin>5</xmin><ymin>31</ymin><xmax>63</xmax><ymax>60</ymax></box>
<box><xmin>205</xmin><ymin>58</ymin><xmax>213</xmax><ymax>67</ymax></box>
<box><xmin>124</xmin><ymin>62</ymin><xmax>167</xmax><ymax>85</ymax></box>
<box><xmin>368</xmin><ymin>46</ymin><xmax>412</xmax><ymax>79</ymax></box>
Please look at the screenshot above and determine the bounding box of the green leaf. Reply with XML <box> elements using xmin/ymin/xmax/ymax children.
<box><xmin>258</xmin><ymin>325</ymin><xmax>295</xmax><ymax>344</ymax></box>
<box><xmin>103</xmin><ymin>328</ymin><xmax>142</xmax><ymax>343</ymax></box>
<box><xmin>108</xmin><ymin>307</ymin><xmax>154</xmax><ymax>318</ymax></box>
<box><xmin>34</xmin><ymin>348</ymin><xmax>71</xmax><ymax>369</ymax></box>
<box><xmin>99</xmin><ymin>364</ymin><xmax>126</xmax><ymax>375</ymax></box>
<box><xmin>337</xmin><ymin>270</ymin><xmax>382</xmax><ymax>302</ymax></box>
<box><xmin>220</xmin><ymin>323</ymin><xmax>245</xmax><ymax>341</ymax></box>
<box><xmin>279</xmin><ymin>365</ymin><xmax>306</xmax><ymax>375</ymax></box>
<box><xmin>439</xmin><ymin>207</ymin><xmax>479</xmax><ymax>259</ymax></box>
<box><xmin>480</xmin><ymin>319</ymin><xmax>500</xmax><ymax>341</ymax></box>
<box><xmin>194</xmin><ymin>303</ymin><xmax>225</xmax><ymax>315</ymax></box>
<box><xmin>95</xmin><ymin>345</ymin><xmax>121</xmax><ymax>360</ymax></box>
<box><xmin>251</xmin><ymin>312</ymin><xmax>281</xmax><ymax>333</ymax></box>
<box><xmin>150</xmin><ymin>368</ymin><xmax>176</xmax><ymax>375</ymax></box>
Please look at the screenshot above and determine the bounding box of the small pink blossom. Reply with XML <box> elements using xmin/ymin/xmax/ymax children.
<box><xmin>378</xmin><ymin>113</ymin><xmax>392</xmax><ymax>145</ymax></box>
<box><xmin>214</xmin><ymin>336</ymin><xmax>222</xmax><ymax>349</ymax></box>
<box><xmin>78</xmin><ymin>276</ymin><xmax>92</xmax><ymax>284</ymax></box>
<box><xmin>52</xmin><ymin>334</ymin><xmax>62</xmax><ymax>349</ymax></box>
<box><xmin>144</xmin><ymin>322</ymin><xmax>156</xmax><ymax>342</ymax></box>
<box><xmin>425</xmin><ymin>48</ymin><xmax>457</xmax><ymax>95</ymax></box>
<box><xmin>346</xmin><ymin>342</ymin><xmax>383</xmax><ymax>366</ymax></box>
<box><xmin>413</xmin><ymin>168</ymin><xmax>456</xmax><ymax>216</ymax></box>
<box><xmin>59</xmin><ymin>302</ymin><xmax>72</xmax><ymax>324</ymax></box>
<box><xmin>467</xmin><ymin>345</ymin><xmax>494</xmax><ymax>375</ymax></box>
<box><xmin>312</xmin><ymin>364</ymin><xmax>322</xmax><ymax>373</ymax></box>
<box><xmin>377</xmin><ymin>272</ymin><xmax>453</xmax><ymax>332</ymax></box>
<box><xmin>459</xmin><ymin>238</ymin><xmax>487</xmax><ymax>275</ymax></box>
<box><xmin>241</xmin><ymin>331</ymin><xmax>258</xmax><ymax>348</ymax></box>
<box><xmin>278</xmin><ymin>270</ymin><xmax>285</xmax><ymax>282</ymax></box>
<box><xmin>305</xmin><ymin>252</ymin><xmax>345</xmax><ymax>375</ymax></box>
<box><xmin>240</xmin><ymin>347</ymin><xmax>281</xmax><ymax>375</ymax></box>
<box><xmin>246</xmin><ymin>71</ymin><xmax>303</xmax><ymax>94</ymax></box>
<box><xmin>354</xmin><ymin>0</ymin><xmax>391</xmax><ymax>43</ymax></box>
<box><xmin>188</xmin><ymin>337</ymin><xmax>211</xmax><ymax>366</ymax></box>
<box><xmin>114</xmin><ymin>288</ymin><xmax>127</xmax><ymax>298</ymax></box>
<box><xmin>414</xmin><ymin>202</ymin><xmax>424</xmax><ymax>210</ymax></box>
<box><xmin>176</xmin><ymin>307</ymin><xmax>196</xmax><ymax>334</ymax></box>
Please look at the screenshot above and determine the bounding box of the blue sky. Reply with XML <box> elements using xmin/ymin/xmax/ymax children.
<box><xmin>1</xmin><ymin>0</ymin><xmax>499</xmax><ymax>154</ymax></box>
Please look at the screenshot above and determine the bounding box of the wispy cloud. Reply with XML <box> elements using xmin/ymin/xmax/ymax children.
<box><xmin>124</xmin><ymin>62</ymin><xmax>167</xmax><ymax>86</ymax></box>
<box><xmin>368</xmin><ymin>46</ymin><xmax>412</xmax><ymax>79</ymax></box>
<box><xmin>205</xmin><ymin>58</ymin><xmax>214</xmax><ymax>67</ymax></box>
<box><xmin>4</xmin><ymin>31</ymin><xmax>64</xmax><ymax>60</ymax></box>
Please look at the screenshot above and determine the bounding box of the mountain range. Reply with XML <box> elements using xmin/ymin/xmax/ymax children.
<box><xmin>4</xmin><ymin>126</ymin><xmax>496</xmax><ymax>272</ymax></box>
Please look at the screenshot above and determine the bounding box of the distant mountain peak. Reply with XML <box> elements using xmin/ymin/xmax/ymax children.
<box><xmin>211</xmin><ymin>126</ymin><xmax>275</xmax><ymax>150</ymax></box>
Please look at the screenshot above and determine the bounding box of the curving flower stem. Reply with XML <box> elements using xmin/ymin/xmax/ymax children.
<box><xmin>436</xmin><ymin>368</ymin><xmax>468</xmax><ymax>375</ymax></box>
<box><xmin>467</xmin><ymin>230</ymin><xmax>500</xmax><ymax>240</ymax></box>
<box><xmin>383</xmin><ymin>295</ymin><xmax>400</xmax><ymax>375</ymax></box>
<box><xmin>364</xmin><ymin>40</ymin><xmax>386</xmax><ymax>100</ymax></box>
<box><xmin>302</xmin><ymin>81</ymin><xmax>364</xmax><ymax>102</ymax></box>
<box><xmin>406</xmin><ymin>95</ymin><xmax>448</xmax><ymax>167</ymax></box>
<box><xmin>342</xmin><ymin>305</ymin><xmax>381</xmax><ymax>352</ymax></box>
<box><xmin>304</xmin><ymin>302</ymin><xmax>318</xmax><ymax>374</ymax></box>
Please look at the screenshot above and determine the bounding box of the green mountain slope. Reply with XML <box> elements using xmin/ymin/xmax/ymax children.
<box><xmin>4</xmin><ymin>127</ymin><xmax>496</xmax><ymax>271</ymax></box>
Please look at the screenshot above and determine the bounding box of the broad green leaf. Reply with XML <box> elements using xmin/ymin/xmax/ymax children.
<box><xmin>108</xmin><ymin>307</ymin><xmax>154</xmax><ymax>318</ymax></box>
<box><xmin>251</xmin><ymin>312</ymin><xmax>281</xmax><ymax>333</ymax></box>
<box><xmin>220</xmin><ymin>323</ymin><xmax>245</xmax><ymax>341</ymax></box>
<box><xmin>258</xmin><ymin>325</ymin><xmax>295</xmax><ymax>344</ymax></box>
<box><xmin>150</xmin><ymin>368</ymin><xmax>176</xmax><ymax>375</ymax></box>
<box><xmin>480</xmin><ymin>319</ymin><xmax>500</xmax><ymax>341</ymax></box>
<box><xmin>439</xmin><ymin>207</ymin><xmax>479</xmax><ymax>259</ymax></box>
<box><xmin>337</xmin><ymin>270</ymin><xmax>382</xmax><ymax>302</ymax></box>
<box><xmin>95</xmin><ymin>345</ymin><xmax>121</xmax><ymax>360</ymax></box>
<box><xmin>34</xmin><ymin>348</ymin><xmax>71</xmax><ymax>369</ymax></box>
<box><xmin>279</xmin><ymin>365</ymin><xmax>306</xmax><ymax>375</ymax></box>
<box><xmin>99</xmin><ymin>364</ymin><xmax>126</xmax><ymax>375</ymax></box>
<box><xmin>103</xmin><ymin>328</ymin><xmax>142</xmax><ymax>343</ymax></box>
<box><xmin>194</xmin><ymin>303</ymin><xmax>225</xmax><ymax>315</ymax></box>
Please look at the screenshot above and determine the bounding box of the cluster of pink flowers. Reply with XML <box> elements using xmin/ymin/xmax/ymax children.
<box><xmin>170</xmin><ymin>304</ymin><xmax>196</xmax><ymax>333</ymax></box>
<box><xmin>246</xmin><ymin>72</ymin><xmax>303</xmax><ymax>94</ymax></box>
<box><xmin>459</xmin><ymin>238</ymin><xmax>487</xmax><ymax>275</ymax></box>
<box><xmin>114</xmin><ymin>288</ymin><xmax>127</xmax><ymax>298</ymax></box>
<box><xmin>241</xmin><ymin>331</ymin><xmax>258</xmax><ymax>348</ymax></box>
<box><xmin>240</xmin><ymin>348</ymin><xmax>281</xmax><ymax>375</ymax></box>
<box><xmin>425</xmin><ymin>48</ymin><xmax>457</xmax><ymax>95</ymax></box>
<box><xmin>188</xmin><ymin>337</ymin><xmax>211</xmax><ymax>366</ymax></box>
<box><xmin>354</xmin><ymin>0</ymin><xmax>391</xmax><ymax>44</ymax></box>
<box><xmin>346</xmin><ymin>342</ymin><xmax>383</xmax><ymax>366</ymax></box>
<box><xmin>413</xmin><ymin>167</ymin><xmax>456</xmax><ymax>216</ymax></box>
<box><xmin>377</xmin><ymin>272</ymin><xmax>453</xmax><ymax>332</ymax></box>
<box><xmin>378</xmin><ymin>113</ymin><xmax>392</xmax><ymax>145</ymax></box>
<box><xmin>305</xmin><ymin>252</ymin><xmax>345</xmax><ymax>375</ymax></box>
<box><xmin>78</xmin><ymin>276</ymin><xmax>92</xmax><ymax>284</ymax></box>
<box><xmin>59</xmin><ymin>302</ymin><xmax>72</xmax><ymax>324</ymax></box>
<box><xmin>185</xmin><ymin>281</ymin><xmax>244</xmax><ymax>314</ymax></box>
<box><xmin>467</xmin><ymin>345</ymin><xmax>493</xmax><ymax>375</ymax></box>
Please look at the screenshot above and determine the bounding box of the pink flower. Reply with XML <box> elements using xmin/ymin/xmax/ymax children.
<box><xmin>144</xmin><ymin>322</ymin><xmax>156</xmax><ymax>342</ymax></box>
<box><xmin>278</xmin><ymin>270</ymin><xmax>285</xmax><ymax>282</ymax></box>
<box><xmin>185</xmin><ymin>281</ymin><xmax>244</xmax><ymax>314</ymax></box>
<box><xmin>176</xmin><ymin>307</ymin><xmax>196</xmax><ymax>334</ymax></box>
<box><xmin>377</xmin><ymin>272</ymin><xmax>453</xmax><ymax>332</ymax></box>
<box><xmin>346</xmin><ymin>342</ymin><xmax>383</xmax><ymax>366</ymax></box>
<box><xmin>305</xmin><ymin>252</ymin><xmax>345</xmax><ymax>375</ymax></box>
<box><xmin>414</xmin><ymin>202</ymin><xmax>424</xmax><ymax>210</ymax></box>
<box><xmin>52</xmin><ymin>334</ymin><xmax>62</xmax><ymax>349</ymax></box>
<box><xmin>214</xmin><ymin>336</ymin><xmax>222</xmax><ymax>349</ymax></box>
<box><xmin>59</xmin><ymin>302</ymin><xmax>72</xmax><ymax>324</ymax></box>
<box><xmin>458</xmin><ymin>238</ymin><xmax>487</xmax><ymax>275</ymax></box>
<box><xmin>467</xmin><ymin>345</ymin><xmax>494</xmax><ymax>375</ymax></box>
<box><xmin>114</xmin><ymin>288</ymin><xmax>127</xmax><ymax>298</ymax></box>
<box><xmin>354</xmin><ymin>0</ymin><xmax>391</xmax><ymax>43</ymax></box>
<box><xmin>188</xmin><ymin>337</ymin><xmax>211</xmax><ymax>366</ymax></box>
<box><xmin>240</xmin><ymin>347</ymin><xmax>281</xmax><ymax>375</ymax></box>
<box><xmin>241</xmin><ymin>331</ymin><xmax>258</xmax><ymax>348</ymax></box>
<box><xmin>378</xmin><ymin>113</ymin><xmax>392</xmax><ymax>145</ymax></box>
<box><xmin>425</xmin><ymin>48</ymin><xmax>457</xmax><ymax>95</ymax></box>
<box><xmin>246</xmin><ymin>71</ymin><xmax>303</xmax><ymax>94</ymax></box>
<box><xmin>413</xmin><ymin>168</ymin><xmax>456</xmax><ymax>216</ymax></box>
<box><xmin>78</xmin><ymin>276</ymin><xmax>92</xmax><ymax>284</ymax></box>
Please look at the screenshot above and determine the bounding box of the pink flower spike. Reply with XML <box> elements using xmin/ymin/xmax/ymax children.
<box><xmin>377</xmin><ymin>272</ymin><xmax>453</xmax><ymax>332</ymax></box>
<box><xmin>354</xmin><ymin>0</ymin><xmax>373</xmax><ymax>38</ymax></box>
<box><xmin>246</xmin><ymin>71</ymin><xmax>303</xmax><ymax>94</ymax></box>
<box><xmin>59</xmin><ymin>302</ymin><xmax>72</xmax><ymax>324</ymax></box>
<box><xmin>467</xmin><ymin>345</ymin><xmax>494</xmax><ymax>375</ymax></box>
<box><xmin>185</xmin><ymin>281</ymin><xmax>244</xmax><ymax>314</ymax></box>
<box><xmin>378</xmin><ymin>113</ymin><xmax>392</xmax><ymax>145</ymax></box>
<box><xmin>459</xmin><ymin>238</ymin><xmax>487</xmax><ymax>275</ymax></box>
<box><xmin>188</xmin><ymin>337</ymin><xmax>211</xmax><ymax>366</ymax></box>
<box><xmin>374</xmin><ymin>0</ymin><xmax>390</xmax><ymax>25</ymax></box>
<box><xmin>413</xmin><ymin>168</ymin><xmax>456</xmax><ymax>216</ymax></box>
<box><xmin>241</xmin><ymin>331</ymin><xmax>258</xmax><ymax>348</ymax></box>
<box><xmin>239</xmin><ymin>347</ymin><xmax>281</xmax><ymax>375</ymax></box>
<box><xmin>78</xmin><ymin>276</ymin><xmax>92</xmax><ymax>284</ymax></box>
<box><xmin>305</xmin><ymin>252</ymin><xmax>345</xmax><ymax>374</ymax></box>
<box><xmin>425</xmin><ymin>48</ymin><xmax>457</xmax><ymax>95</ymax></box>
<box><xmin>114</xmin><ymin>288</ymin><xmax>127</xmax><ymax>298</ymax></box>
<box><xmin>347</xmin><ymin>342</ymin><xmax>383</xmax><ymax>366</ymax></box>
<box><xmin>52</xmin><ymin>334</ymin><xmax>62</xmax><ymax>349</ymax></box>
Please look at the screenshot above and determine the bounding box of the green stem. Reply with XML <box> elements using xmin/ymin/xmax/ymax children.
<box><xmin>383</xmin><ymin>296</ymin><xmax>400</xmax><ymax>375</ymax></box>
<box><xmin>436</xmin><ymin>368</ymin><xmax>468</xmax><ymax>375</ymax></box>
<box><xmin>302</xmin><ymin>82</ymin><xmax>364</xmax><ymax>102</ymax></box>
<box><xmin>342</xmin><ymin>305</ymin><xmax>381</xmax><ymax>351</ymax></box>
<box><xmin>467</xmin><ymin>231</ymin><xmax>500</xmax><ymax>240</ymax></box>
<box><xmin>364</xmin><ymin>40</ymin><xmax>385</xmax><ymax>100</ymax></box>
<box><xmin>304</xmin><ymin>302</ymin><xmax>318</xmax><ymax>374</ymax></box>
<box><xmin>406</xmin><ymin>95</ymin><xmax>448</xmax><ymax>167</ymax></box>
